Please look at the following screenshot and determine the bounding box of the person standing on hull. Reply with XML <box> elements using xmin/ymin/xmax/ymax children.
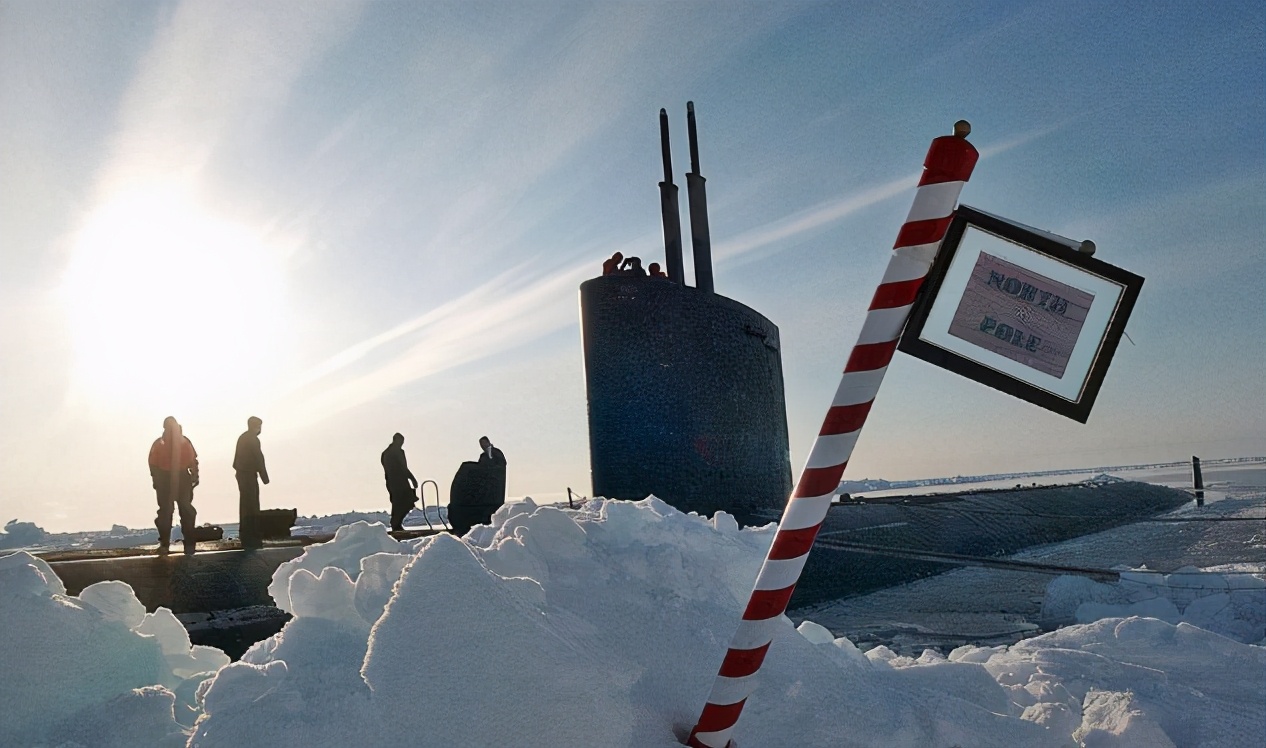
<box><xmin>478</xmin><ymin>436</ymin><xmax>506</xmax><ymax>467</ymax></box>
<box><xmin>149</xmin><ymin>416</ymin><xmax>199</xmax><ymax>555</ymax></box>
<box><xmin>381</xmin><ymin>433</ymin><xmax>418</xmax><ymax>532</ymax></box>
<box><xmin>233</xmin><ymin>416</ymin><xmax>270</xmax><ymax>549</ymax></box>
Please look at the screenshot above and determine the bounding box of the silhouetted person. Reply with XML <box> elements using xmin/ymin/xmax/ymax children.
<box><xmin>648</xmin><ymin>262</ymin><xmax>666</xmax><ymax>278</ymax></box>
<box><xmin>381</xmin><ymin>433</ymin><xmax>418</xmax><ymax>531</ymax></box>
<box><xmin>149</xmin><ymin>416</ymin><xmax>199</xmax><ymax>555</ymax></box>
<box><xmin>602</xmin><ymin>251</ymin><xmax>624</xmax><ymax>275</ymax></box>
<box><xmin>621</xmin><ymin>256</ymin><xmax>646</xmax><ymax>276</ymax></box>
<box><xmin>477</xmin><ymin>436</ymin><xmax>507</xmax><ymax>467</ymax></box>
<box><xmin>233</xmin><ymin>416</ymin><xmax>270</xmax><ymax>549</ymax></box>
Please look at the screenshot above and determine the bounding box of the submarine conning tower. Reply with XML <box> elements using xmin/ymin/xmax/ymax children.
<box><xmin>579</xmin><ymin>103</ymin><xmax>792</xmax><ymax>526</ymax></box>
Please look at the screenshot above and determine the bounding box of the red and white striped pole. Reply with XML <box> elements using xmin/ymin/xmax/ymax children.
<box><xmin>687</xmin><ymin>122</ymin><xmax>979</xmax><ymax>748</ymax></box>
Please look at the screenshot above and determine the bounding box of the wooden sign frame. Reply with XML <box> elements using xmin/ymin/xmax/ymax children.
<box><xmin>898</xmin><ymin>205</ymin><xmax>1143</xmax><ymax>422</ymax></box>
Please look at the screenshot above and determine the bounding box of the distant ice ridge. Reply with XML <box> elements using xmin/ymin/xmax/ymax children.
<box><xmin>0</xmin><ymin>518</ymin><xmax>47</xmax><ymax>549</ymax></box>
<box><xmin>1042</xmin><ymin>566</ymin><xmax>1266</xmax><ymax>644</ymax></box>
<box><xmin>0</xmin><ymin>551</ymin><xmax>229</xmax><ymax>746</ymax></box>
<box><xmin>3</xmin><ymin>498</ymin><xmax>1264</xmax><ymax>747</ymax></box>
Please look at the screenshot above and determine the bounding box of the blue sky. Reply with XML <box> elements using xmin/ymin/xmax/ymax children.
<box><xmin>1</xmin><ymin>0</ymin><xmax>1262</xmax><ymax>532</ymax></box>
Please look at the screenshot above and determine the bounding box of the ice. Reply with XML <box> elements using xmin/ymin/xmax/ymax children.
<box><xmin>0</xmin><ymin>518</ymin><xmax>48</xmax><ymax>549</ymax></box>
<box><xmin>3</xmin><ymin>494</ymin><xmax>1264</xmax><ymax>747</ymax></box>
<box><xmin>36</xmin><ymin>685</ymin><xmax>191</xmax><ymax>748</ymax></box>
<box><xmin>1042</xmin><ymin>566</ymin><xmax>1266</xmax><ymax>644</ymax></box>
<box><xmin>0</xmin><ymin>546</ymin><xmax>66</xmax><ymax>596</ymax></box>
<box><xmin>291</xmin><ymin>505</ymin><xmax>450</xmax><ymax>536</ymax></box>
<box><xmin>136</xmin><ymin>606</ymin><xmax>231</xmax><ymax>682</ymax></box>
<box><xmin>88</xmin><ymin>528</ymin><xmax>160</xmax><ymax>549</ymax></box>
<box><xmin>1074</xmin><ymin>690</ymin><xmax>1178</xmax><ymax>748</ymax></box>
<box><xmin>964</xmin><ymin>617</ymin><xmax>1266</xmax><ymax>747</ymax></box>
<box><xmin>191</xmin><ymin>498</ymin><xmax>1064</xmax><ymax>747</ymax></box>
<box><xmin>0</xmin><ymin>551</ymin><xmax>221</xmax><ymax>746</ymax></box>
<box><xmin>79</xmin><ymin>579</ymin><xmax>147</xmax><ymax>629</ymax></box>
<box><xmin>266</xmin><ymin>520</ymin><xmax>415</xmax><ymax>614</ymax></box>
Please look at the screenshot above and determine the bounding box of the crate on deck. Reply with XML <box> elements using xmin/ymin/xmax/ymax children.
<box><xmin>256</xmin><ymin>509</ymin><xmax>297</xmax><ymax>540</ymax></box>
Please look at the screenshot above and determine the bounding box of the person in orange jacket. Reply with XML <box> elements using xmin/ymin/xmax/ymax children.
<box><xmin>149</xmin><ymin>416</ymin><xmax>199</xmax><ymax>555</ymax></box>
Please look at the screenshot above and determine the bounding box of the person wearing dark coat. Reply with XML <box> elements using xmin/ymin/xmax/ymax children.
<box><xmin>233</xmin><ymin>416</ymin><xmax>270</xmax><ymax>549</ymax></box>
<box><xmin>477</xmin><ymin>436</ymin><xmax>507</xmax><ymax>467</ymax></box>
<box><xmin>149</xmin><ymin>416</ymin><xmax>199</xmax><ymax>555</ymax></box>
<box><xmin>381</xmin><ymin>433</ymin><xmax>418</xmax><ymax>531</ymax></box>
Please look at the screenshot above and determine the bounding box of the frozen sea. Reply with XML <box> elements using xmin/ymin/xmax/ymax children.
<box><xmin>796</xmin><ymin>463</ymin><xmax>1266</xmax><ymax>652</ymax></box>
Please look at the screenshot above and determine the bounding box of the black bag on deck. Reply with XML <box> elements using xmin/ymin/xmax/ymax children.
<box><xmin>186</xmin><ymin>524</ymin><xmax>224</xmax><ymax>542</ymax></box>
<box><xmin>448</xmin><ymin>462</ymin><xmax>506</xmax><ymax>536</ymax></box>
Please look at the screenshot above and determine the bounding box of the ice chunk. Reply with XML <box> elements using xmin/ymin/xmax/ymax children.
<box><xmin>0</xmin><ymin>550</ymin><xmax>66</xmax><ymax>596</ymax></box>
<box><xmin>79</xmin><ymin>580</ymin><xmax>147</xmax><ymax>629</ymax></box>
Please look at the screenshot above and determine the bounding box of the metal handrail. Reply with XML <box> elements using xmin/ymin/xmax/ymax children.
<box><xmin>419</xmin><ymin>479</ymin><xmax>447</xmax><ymax>531</ymax></box>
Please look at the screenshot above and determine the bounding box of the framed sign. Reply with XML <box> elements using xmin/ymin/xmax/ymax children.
<box><xmin>898</xmin><ymin>205</ymin><xmax>1143</xmax><ymax>422</ymax></box>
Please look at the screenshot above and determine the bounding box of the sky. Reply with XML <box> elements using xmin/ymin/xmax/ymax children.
<box><xmin>1</xmin><ymin>0</ymin><xmax>1263</xmax><ymax>532</ymax></box>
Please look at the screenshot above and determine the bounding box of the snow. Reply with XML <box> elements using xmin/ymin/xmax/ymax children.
<box><xmin>292</xmin><ymin>505</ymin><xmax>450</xmax><ymax>536</ymax></box>
<box><xmin>4</xmin><ymin>495</ymin><xmax>1263</xmax><ymax>747</ymax></box>
<box><xmin>1041</xmin><ymin>567</ymin><xmax>1266</xmax><ymax>644</ymax></box>
<box><xmin>0</xmin><ymin>551</ymin><xmax>228</xmax><ymax>746</ymax></box>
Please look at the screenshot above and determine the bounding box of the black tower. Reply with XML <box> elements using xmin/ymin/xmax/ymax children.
<box><xmin>579</xmin><ymin>104</ymin><xmax>792</xmax><ymax>526</ymax></box>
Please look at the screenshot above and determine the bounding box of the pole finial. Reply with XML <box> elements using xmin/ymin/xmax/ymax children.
<box><xmin>953</xmin><ymin>120</ymin><xmax>972</xmax><ymax>138</ymax></box>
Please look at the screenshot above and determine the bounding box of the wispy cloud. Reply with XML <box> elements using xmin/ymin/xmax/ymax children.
<box><xmin>711</xmin><ymin>170</ymin><xmax>918</xmax><ymax>266</ymax></box>
<box><xmin>97</xmin><ymin>0</ymin><xmax>368</xmax><ymax>194</ymax></box>
<box><xmin>277</xmin><ymin>262</ymin><xmax>586</xmax><ymax>428</ymax></box>
<box><xmin>278</xmin><ymin>233</ymin><xmax>660</xmax><ymax>428</ymax></box>
<box><xmin>712</xmin><ymin>119</ymin><xmax>1076</xmax><ymax>268</ymax></box>
<box><xmin>281</xmin><ymin>121</ymin><xmax>1073</xmax><ymax>428</ymax></box>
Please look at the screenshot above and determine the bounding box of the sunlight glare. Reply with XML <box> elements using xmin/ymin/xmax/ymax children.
<box><xmin>61</xmin><ymin>188</ymin><xmax>289</xmax><ymax>415</ymax></box>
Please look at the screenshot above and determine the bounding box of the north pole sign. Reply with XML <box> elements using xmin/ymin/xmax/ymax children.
<box><xmin>899</xmin><ymin>205</ymin><xmax>1143</xmax><ymax>422</ymax></box>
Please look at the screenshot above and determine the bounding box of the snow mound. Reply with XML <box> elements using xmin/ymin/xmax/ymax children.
<box><xmin>190</xmin><ymin>496</ymin><xmax>1266</xmax><ymax>747</ymax></box>
<box><xmin>1042</xmin><ymin>567</ymin><xmax>1266</xmax><ymax>644</ymax></box>
<box><xmin>953</xmin><ymin>617</ymin><xmax>1266</xmax><ymax>747</ymax></box>
<box><xmin>267</xmin><ymin>520</ymin><xmax>420</xmax><ymax>614</ymax></box>
<box><xmin>0</xmin><ymin>551</ymin><xmax>229</xmax><ymax>745</ymax></box>
<box><xmin>5</xmin><ymin>498</ymin><xmax>1263</xmax><ymax>747</ymax></box>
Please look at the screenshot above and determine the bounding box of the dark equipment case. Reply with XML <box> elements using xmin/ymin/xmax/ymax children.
<box><xmin>447</xmin><ymin>462</ymin><xmax>506</xmax><ymax>536</ymax></box>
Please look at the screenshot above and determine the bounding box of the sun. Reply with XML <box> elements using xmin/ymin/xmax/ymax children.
<box><xmin>61</xmin><ymin>187</ymin><xmax>290</xmax><ymax>415</ymax></box>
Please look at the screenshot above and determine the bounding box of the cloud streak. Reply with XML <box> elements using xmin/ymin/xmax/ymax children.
<box><xmin>97</xmin><ymin>0</ymin><xmax>368</xmax><ymax>195</ymax></box>
<box><xmin>281</xmin><ymin>122</ymin><xmax>1071</xmax><ymax>428</ymax></box>
<box><xmin>278</xmin><ymin>232</ymin><xmax>661</xmax><ymax>428</ymax></box>
<box><xmin>277</xmin><ymin>261</ymin><xmax>587</xmax><ymax>428</ymax></box>
<box><xmin>712</xmin><ymin>119</ymin><xmax>1076</xmax><ymax>268</ymax></box>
